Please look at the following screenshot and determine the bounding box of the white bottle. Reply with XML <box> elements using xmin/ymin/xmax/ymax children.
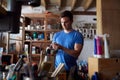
<box><xmin>6</xmin><ymin>64</ymin><xmax>15</xmax><ymax>80</ymax></box>
<box><xmin>0</xmin><ymin>47</ymin><xmax>3</xmax><ymax>65</ymax></box>
<box><xmin>103</xmin><ymin>34</ymin><xmax>110</xmax><ymax>58</ymax></box>
<box><xmin>24</xmin><ymin>44</ymin><xmax>29</xmax><ymax>55</ymax></box>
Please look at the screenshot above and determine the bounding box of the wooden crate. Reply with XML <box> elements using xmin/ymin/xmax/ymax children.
<box><xmin>88</xmin><ymin>57</ymin><xmax>120</xmax><ymax>80</ymax></box>
<box><xmin>48</xmin><ymin>72</ymin><xmax>66</xmax><ymax>80</ymax></box>
<box><xmin>56</xmin><ymin>72</ymin><xmax>66</xmax><ymax>80</ymax></box>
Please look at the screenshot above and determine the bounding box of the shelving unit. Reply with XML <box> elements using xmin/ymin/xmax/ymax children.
<box><xmin>24</xmin><ymin>29</ymin><xmax>60</xmax><ymax>54</ymax></box>
<box><xmin>22</xmin><ymin>13</ymin><xmax>61</xmax><ymax>63</ymax></box>
<box><xmin>7</xmin><ymin>26</ymin><xmax>24</xmax><ymax>53</ymax></box>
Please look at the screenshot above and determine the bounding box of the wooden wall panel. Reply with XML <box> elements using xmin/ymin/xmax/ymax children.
<box><xmin>97</xmin><ymin>0</ymin><xmax>120</xmax><ymax>50</ymax></box>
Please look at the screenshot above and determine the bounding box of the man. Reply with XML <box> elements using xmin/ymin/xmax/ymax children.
<box><xmin>52</xmin><ymin>10</ymin><xmax>84</xmax><ymax>80</ymax></box>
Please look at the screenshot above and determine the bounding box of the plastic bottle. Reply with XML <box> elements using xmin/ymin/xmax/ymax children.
<box><xmin>6</xmin><ymin>64</ymin><xmax>15</xmax><ymax>80</ymax></box>
<box><xmin>96</xmin><ymin>36</ymin><xmax>103</xmax><ymax>58</ymax></box>
<box><xmin>94</xmin><ymin>36</ymin><xmax>97</xmax><ymax>57</ymax></box>
<box><xmin>103</xmin><ymin>34</ymin><xmax>110</xmax><ymax>58</ymax></box>
<box><xmin>0</xmin><ymin>47</ymin><xmax>3</xmax><ymax>65</ymax></box>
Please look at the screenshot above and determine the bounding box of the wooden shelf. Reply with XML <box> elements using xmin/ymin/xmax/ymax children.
<box><xmin>22</xmin><ymin>13</ymin><xmax>60</xmax><ymax>19</ymax></box>
<box><xmin>25</xmin><ymin>40</ymin><xmax>52</xmax><ymax>43</ymax></box>
<box><xmin>25</xmin><ymin>29</ymin><xmax>60</xmax><ymax>32</ymax></box>
<box><xmin>9</xmin><ymin>38</ymin><xmax>23</xmax><ymax>41</ymax></box>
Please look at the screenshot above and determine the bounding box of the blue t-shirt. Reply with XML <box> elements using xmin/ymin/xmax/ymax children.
<box><xmin>52</xmin><ymin>30</ymin><xmax>84</xmax><ymax>71</ymax></box>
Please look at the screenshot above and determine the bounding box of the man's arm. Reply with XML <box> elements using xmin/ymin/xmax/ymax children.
<box><xmin>52</xmin><ymin>43</ymin><xmax>83</xmax><ymax>58</ymax></box>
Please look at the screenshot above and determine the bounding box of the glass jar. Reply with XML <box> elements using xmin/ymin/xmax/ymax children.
<box><xmin>33</xmin><ymin>32</ymin><xmax>38</xmax><ymax>40</ymax></box>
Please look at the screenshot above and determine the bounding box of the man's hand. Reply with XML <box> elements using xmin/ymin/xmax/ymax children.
<box><xmin>51</xmin><ymin>43</ymin><xmax>63</xmax><ymax>50</ymax></box>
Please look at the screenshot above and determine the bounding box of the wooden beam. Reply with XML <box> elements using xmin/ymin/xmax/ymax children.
<box><xmin>41</xmin><ymin>0</ymin><xmax>47</xmax><ymax>10</ymax></box>
<box><xmin>71</xmin><ymin>0</ymin><xmax>77</xmax><ymax>11</ymax></box>
<box><xmin>96</xmin><ymin>0</ymin><xmax>102</xmax><ymax>34</ymax></box>
<box><xmin>58</xmin><ymin>0</ymin><xmax>61</xmax><ymax>10</ymax></box>
<box><xmin>47</xmin><ymin>0</ymin><xmax>61</xmax><ymax>10</ymax></box>
<box><xmin>72</xmin><ymin>11</ymin><xmax>96</xmax><ymax>15</ymax></box>
<box><xmin>0</xmin><ymin>5</ymin><xmax>7</xmax><ymax>16</ymax></box>
<box><xmin>1</xmin><ymin>0</ymin><xmax>7</xmax><ymax>8</ymax></box>
<box><xmin>81</xmin><ymin>0</ymin><xmax>93</xmax><ymax>10</ymax></box>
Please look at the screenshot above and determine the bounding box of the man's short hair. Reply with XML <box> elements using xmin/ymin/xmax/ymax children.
<box><xmin>60</xmin><ymin>10</ymin><xmax>73</xmax><ymax>21</ymax></box>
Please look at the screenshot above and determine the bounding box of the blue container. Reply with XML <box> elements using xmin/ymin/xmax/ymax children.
<box><xmin>38</xmin><ymin>33</ymin><xmax>44</xmax><ymax>40</ymax></box>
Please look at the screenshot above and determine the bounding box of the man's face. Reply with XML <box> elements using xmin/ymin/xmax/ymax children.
<box><xmin>60</xmin><ymin>17</ymin><xmax>73</xmax><ymax>30</ymax></box>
